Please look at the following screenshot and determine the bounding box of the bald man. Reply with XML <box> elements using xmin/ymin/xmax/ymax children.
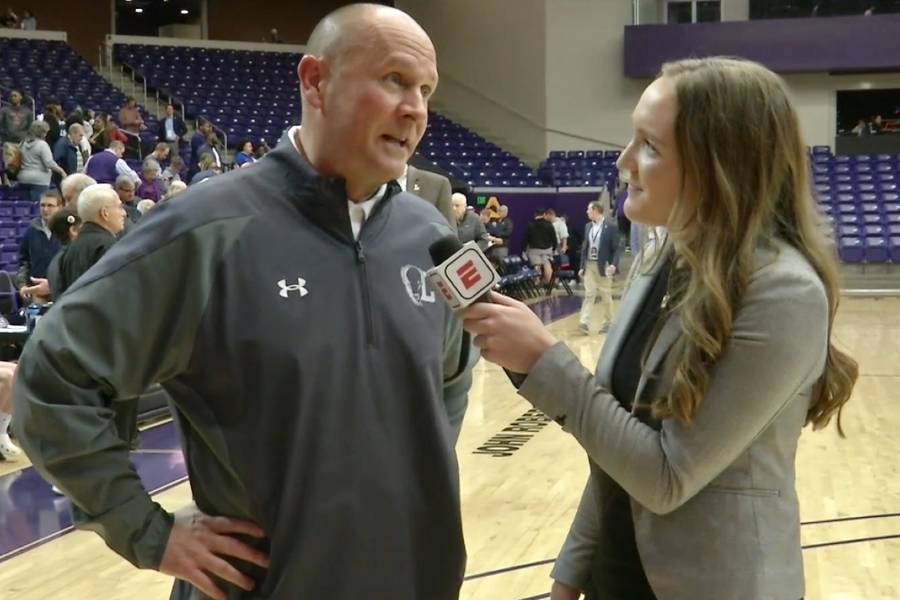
<box><xmin>452</xmin><ymin>192</ymin><xmax>495</xmax><ymax>250</ymax></box>
<box><xmin>14</xmin><ymin>5</ymin><xmax>471</xmax><ymax>599</ymax></box>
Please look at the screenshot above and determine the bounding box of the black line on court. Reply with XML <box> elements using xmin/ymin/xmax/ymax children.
<box><xmin>465</xmin><ymin>532</ymin><xmax>900</xmax><ymax>586</ymax></box>
<box><xmin>802</xmin><ymin>512</ymin><xmax>900</xmax><ymax>526</ymax></box>
<box><xmin>463</xmin><ymin>558</ymin><xmax>555</xmax><ymax>581</ymax></box>
<box><xmin>517</xmin><ymin>594</ymin><xmax>550</xmax><ymax>600</ymax></box>
<box><xmin>802</xmin><ymin>533</ymin><xmax>900</xmax><ymax>550</ymax></box>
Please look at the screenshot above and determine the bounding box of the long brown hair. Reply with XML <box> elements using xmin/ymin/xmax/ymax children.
<box><xmin>649</xmin><ymin>57</ymin><xmax>858</xmax><ymax>434</ymax></box>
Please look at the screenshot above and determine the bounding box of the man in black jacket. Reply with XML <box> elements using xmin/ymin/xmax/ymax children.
<box><xmin>523</xmin><ymin>208</ymin><xmax>558</xmax><ymax>285</ymax></box>
<box><xmin>16</xmin><ymin>190</ymin><xmax>61</xmax><ymax>295</ymax></box>
<box><xmin>54</xmin><ymin>183</ymin><xmax>125</xmax><ymax>296</ymax></box>
<box><xmin>579</xmin><ymin>200</ymin><xmax>621</xmax><ymax>334</ymax></box>
<box><xmin>14</xmin><ymin>5</ymin><xmax>471</xmax><ymax>600</ymax></box>
<box><xmin>157</xmin><ymin>103</ymin><xmax>187</xmax><ymax>153</ymax></box>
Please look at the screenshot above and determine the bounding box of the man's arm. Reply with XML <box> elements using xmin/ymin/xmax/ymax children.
<box><xmin>13</xmin><ymin>213</ymin><xmax>252</xmax><ymax>568</ymax></box>
<box><xmin>116</xmin><ymin>158</ymin><xmax>141</xmax><ymax>184</ymax></box>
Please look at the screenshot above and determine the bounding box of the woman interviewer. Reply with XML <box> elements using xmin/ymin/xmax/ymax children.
<box><xmin>461</xmin><ymin>57</ymin><xmax>858</xmax><ymax>600</ymax></box>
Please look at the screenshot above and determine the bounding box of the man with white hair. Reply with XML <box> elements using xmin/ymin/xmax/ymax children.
<box><xmin>451</xmin><ymin>192</ymin><xmax>495</xmax><ymax>249</ymax></box>
<box><xmin>136</xmin><ymin>199</ymin><xmax>155</xmax><ymax>215</ymax></box>
<box><xmin>84</xmin><ymin>139</ymin><xmax>139</xmax><ymax>185</ymax></box>
<box><xmin>60</xmin><ymin>173</ymin><xmax>97</xmax><ymax>207</ymax></box>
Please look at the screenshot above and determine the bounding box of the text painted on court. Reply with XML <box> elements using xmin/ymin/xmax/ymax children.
<box><xmin>473</xmin><ymin>408</ymin><xmax>552</xmax><ymax>458</ymax></box>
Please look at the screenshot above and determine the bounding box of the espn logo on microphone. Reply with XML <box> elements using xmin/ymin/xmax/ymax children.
<box><xmin>427</xmin><ymin>242</ymin><xmax>499</xmax><ymax>310</ymax></box>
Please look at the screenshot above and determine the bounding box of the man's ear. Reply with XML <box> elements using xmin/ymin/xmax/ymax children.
<box><xmin>298</xmin><ymin>55</ymin><xmax>327</xmax><ymax>111</ymax></box>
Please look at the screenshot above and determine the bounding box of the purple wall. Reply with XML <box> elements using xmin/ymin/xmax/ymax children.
<box><xmin>624</xmin><ymin>14</ymin><xmax>900</xmax><ymax>78</ymax></box>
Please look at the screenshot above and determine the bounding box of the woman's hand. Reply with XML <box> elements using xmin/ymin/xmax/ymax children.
<box><xmin>461</xmin><ymin>292</ymin><xmax>558</xmax><ymax>374</ymax></box>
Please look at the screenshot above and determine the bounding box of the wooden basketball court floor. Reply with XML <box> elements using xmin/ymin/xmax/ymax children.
<box><xmin>0</xmin><ymin>295</ymin><xmax>897</xmax><ymax>599</ymax></box>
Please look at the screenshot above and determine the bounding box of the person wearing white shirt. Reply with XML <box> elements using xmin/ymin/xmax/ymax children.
<box><xmin>578</xmin><ymin>200</ymin><xmax>622</xmax><ymax>334</ymax></box>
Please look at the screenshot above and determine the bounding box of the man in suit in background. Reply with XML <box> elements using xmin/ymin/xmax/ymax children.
<box><xmin>157</xmin><ymin>104</ymin><xmax>187</xmax><ymax>155</ymax></box>
<box><xmin>579</xmin><ymin>200</ymin><xmax>621</xmax><ymax>334</ymax></box>
<box><xmin>401</xmin><ymin>164</ymin><xmax>456</xmax><ymax>232</ymax></box>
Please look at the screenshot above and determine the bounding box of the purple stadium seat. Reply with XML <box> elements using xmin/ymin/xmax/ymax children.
<box><xmin>839</xmin><ymin>237</ymin><xmax>864</xmax><ymax>262</ymax></box>
<box><xmin>889</xmin><ymin>236</ymin><xmax>900</xmax><ymax>262</ymax></box>
<box><xmin>864</xmin><ymin>237</ymin><xmax>889</xmax><ymax>262</ymax></box>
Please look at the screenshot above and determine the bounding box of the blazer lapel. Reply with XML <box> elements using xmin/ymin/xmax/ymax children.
<box><xmin>597</xmin><ymin>266</ymin><xmax>655</xmax><ymax>387</ymax></box>
<box><xmin>632</xmin><ymin>312</ymin><xmax>681</xmax><ymax>407</ymax></box>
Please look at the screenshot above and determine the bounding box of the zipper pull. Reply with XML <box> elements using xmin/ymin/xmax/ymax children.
<box><xmin>354</xmin><ymin>240</ymin><xmax>366</xmax><ymax>263</ymax></box>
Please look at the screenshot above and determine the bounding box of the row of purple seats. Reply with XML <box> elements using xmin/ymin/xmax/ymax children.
<box><xmin>838</xmin><ymin>235</ymin><xmax>900</xmax><ymax>263</ymax></box>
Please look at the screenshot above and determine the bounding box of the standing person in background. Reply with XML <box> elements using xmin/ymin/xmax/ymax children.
<box><xmin>117</xmin><ymin>97</ymin><xmax>144</xmax><ymax>135</ymax></box>
<box><xmin>17</xmin><ymin>120</ymin><xmax>66</xmax><ymax>203</ymax></box>
<box><xmin>577</xmin><ymin>201</ymin><xmax>621</xmax><ymax>335</ymax></box>
<box><xmin>460</xmin><ymin>57</ymin><xmax>858</xmax><ymax>600</ymax></box>
<box><xmin>84</xmin><ymin>140</ymin><xmax>139</xmax><ymax>186</ymax></box>
<box><xmin>53</xmin><ymin>123</ymin><xmax>88</xmax><ymax>178</ymax></box>
<box><xmin>19</xmin><ymin>9</ymin><xmax>36</xmax><ymax>30</ymax></box>
<box><xmin>190</xmin><ymin>116</ymin><xmax>212</xmax><ymax>174</ymax></box>
<box><xmin>0</xmin><ymin>90</ymin><xmax>32</xmax><ymax>144</ymax></box>
<box><xmin>401</xmin><ymin>164</ymin><xmax>455</xmax><ymax>231</ymax></box>
<box><xmin>546</xmin><ymin>208</ymin><xmax>569</xmax><ymax>256</ymax></box>
<box><xmin>523</xmin><ymin>208</ymin><xmax>558</xmax><ymax>286</ymax></box>
<box><xmin>157</xmin><ymin>104</ymin><xmax>187</xmax><ymax>154</ymax></box>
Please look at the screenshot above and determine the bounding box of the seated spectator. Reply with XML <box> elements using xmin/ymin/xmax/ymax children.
<box><xmin>161</xmin><ymin>155</ymin><xmax>185</xmax><ymax>188</ymax></box>
<box><xmin>53</xmin><ymin>183</ymin><xmax>125</xmax><ymax>296</ymax></box>
<box><xmin>84</xmin><ymin>140</ymin><xmax>139</xmax><ymax>185</ymax></box>
<box><xmin>264</xmin><ymin>28</ymin><xmax>284</xmax><ymax>43</ymax></box>
<box><xmin>16</xmin><ymin>189</ymin><xmax>61</xmax><ymax>297</ymax></box>
<box><xmin>148</xmin><ymin>142</ymin><xmax>171</xmax><ymax>167</ymax></box>
<box><xmin>190</xmin><ymin>153</ymin><xmax>220</xmax><ymax>185</ymax></box>
<box><xmin>107</xmin><ymin>121</ymin><xmax>130</xmax><ymax>146</ymax></box>
<box><xmin>117</xmin><ymin>97</ymin><xmax>144</xmax><ymax>135</ymax></box>
<box><xmin>234</xmin><ymin>139</ymin><xmax>256</xmax><ymax>167</ymax></box>
<box><xmin>60</xmin><ymin>173</ymin><xmax>97</xmax><ymax>208</ymax></box>
<box><xmin>137</xmin><ymin>199</ymin><xmax>155</xmax><ymax>216</ymax></box>
<box><xmin>486</xmin><ymin>204</ymin><xmax>513</xmax><ymax>263</ymax></box>
<box><xmin>871</xmin><ymin>115</ymin><xmax>884</xmax><ymax>134</ymax></box>
<box><xmin>136</xmin><ymin>159</ymin><xmax>162</xmax><ymax>202</ymax></box>
<box><xmin>0</xmin><ymin>89</ymin><xmax>32</xmax><ymax>144</ymax></box>
<box><xmin>157</xmin><ymin>103</ymin><xmax>187</xmax><ymax>152</ymax></box>
<box><xmin>53</xmin><ymin>123</ymin><xmax>89</xmax><ymax>178</ymax></box>
<box><xmin>114</xmin><ymin>175</ymin><xmax>141</xmax><ymax>226</ymax></box>
<box><xmin>451</xmin><ymin>193</ymin><xmax>494</xmax><ymax>250</ymax></box>
<box><xmin>164</xmin><ymin>180</ymin><xmax>187</xmax><ymax>200</ymax></box>
<box><xmin>851</xmin><ymin>119</ymin><xmax>870</xmax><ymax>137</ymax></box>
<box><xmin>17</xmin><ymin>120</ymin><xmax>67</xmax><ymax>203</ymax></box>
<box><xmin>20</xmin><ymin>206</ymin><xmax>83</xmax><ymax>304</ymax></box>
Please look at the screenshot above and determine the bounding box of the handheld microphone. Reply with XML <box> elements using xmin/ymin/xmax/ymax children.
<box><xmin>428</xmin><ymin>235</ymin><xmax>528</xmax><ymax>386</ymax></box>
<box><xmin>427</xmin><ymin>236</ymin><xmax>499</xmax><ymax>310</ymax></box>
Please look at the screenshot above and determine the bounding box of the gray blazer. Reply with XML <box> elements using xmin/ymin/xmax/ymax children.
<box><xmin>406</xmin><ymin>165</ymin><xmax>455</xmax><ymax>233</ymax></box>
<box><xmin>518</xmin><ymin>239</ymin><xmax>829</xmax><ymax>599</ymax></box>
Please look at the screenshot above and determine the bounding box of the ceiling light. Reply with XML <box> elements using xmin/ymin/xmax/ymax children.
<box><xmin>181</xmin><ymin>9</ymin><xmax>189</xmax><ymax>14</ymax></box>
<box><xmin>135</xmin><ymin>8</ymin><xmax>143</xmax><ymax>13</ymax></box>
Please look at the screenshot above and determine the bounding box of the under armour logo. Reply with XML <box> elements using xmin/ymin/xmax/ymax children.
<box><xmin>277</xmin><ymin>277</ymin><xmax>309</xmax><ymax>298</ymax></box>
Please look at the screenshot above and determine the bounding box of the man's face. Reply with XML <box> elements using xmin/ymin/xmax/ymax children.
<box><xmin>40</xmin><ymin>197</ymin><xmax>60</xmax><ymax>222</ymax></box>
<box><xmin>165</xmin><ymin>105</ymin><xmax>174</xmax><ymax>118</ymax></box>
<box><xmin>116</xmin><ymin>184</ymin><xmax>135</xmax><ymax>205</ymax></box>
<box><xmin>452</xmin><ymin>197</ymin><xmax>467</xmax><ymax>221</ymax></box>
<box><xmin>10</xmin><ymin>91</ymin><xmax>21</xmax><ymax>106</ymax></box>
<box><xmin>104</xmin><ymin>196</ymin><xmax>127</xmax><ymax>234</ymax></box>
<box><xmin>70</xmin><ymin>129</ymin><xmax>84</xmax><ymax>146</ymax></box>
<box><xmin>305</xmin><ymin>17</ymin><xmax>438</xmax><ymax>193</ymax></box>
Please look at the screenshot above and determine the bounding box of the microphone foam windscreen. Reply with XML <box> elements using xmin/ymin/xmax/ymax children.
<box><xmin>429</xmin><ymin>235</ymin><xmax>463</xmax><ymax>266</ymax></box>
